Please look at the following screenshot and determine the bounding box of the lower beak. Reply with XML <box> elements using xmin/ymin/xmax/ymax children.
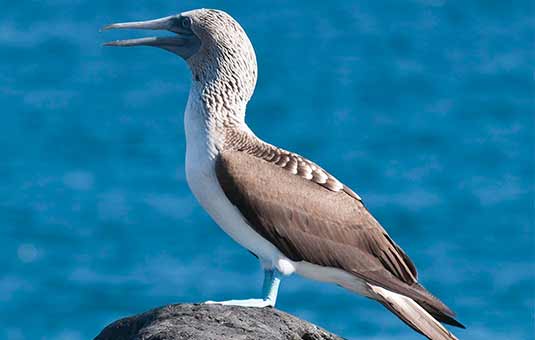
<box><xmin>102</xmin><ymin>16</ymin><xmax>187</xmax><ymax>47</ymax></box>
<box><xmin>103</xmin><ymin>36</ymin><xmax>187</xmax><ymax>47</ymax></box>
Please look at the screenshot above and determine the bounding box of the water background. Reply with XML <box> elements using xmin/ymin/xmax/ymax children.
<box><xmin>1</xmin><ymin>1</ymin><xmax>534</xmax><ymax>339</ymax></box>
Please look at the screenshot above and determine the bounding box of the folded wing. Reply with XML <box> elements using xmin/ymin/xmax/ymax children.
<box><xmin>215</xmin><ymin>139</ymin><xmax>462</xmax><ymax>329</ymax></box>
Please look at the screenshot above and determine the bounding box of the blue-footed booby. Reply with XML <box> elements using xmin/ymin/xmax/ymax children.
<box><xmin>103</xmin><ymin>9</ymin><xmax>464</xmax><ymax>339</ymax></box>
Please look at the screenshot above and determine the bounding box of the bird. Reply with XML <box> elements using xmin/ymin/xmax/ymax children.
<box><xmin>103</xmin><ymin>8</ymin><xmax>465</xmax><ymax>340</ymax></box>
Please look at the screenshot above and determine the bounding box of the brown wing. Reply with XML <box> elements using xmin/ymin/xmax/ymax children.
<box><xmin>215</xmin><ymin>147</ymin><xmax>459</xmax><ymax>324</ymax></box>
<box><xmin>216</xmin><ymin>149</ymin><xmax>417</xmax><ymax>285</ymax></box>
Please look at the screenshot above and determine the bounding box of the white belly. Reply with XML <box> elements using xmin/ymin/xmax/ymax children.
<box><xmin>185</xmin><ymin>159</ymin><xmax>286</xmax><ymax>265</ymax></box>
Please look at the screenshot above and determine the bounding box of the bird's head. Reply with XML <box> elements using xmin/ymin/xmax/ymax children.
<box><xmin>104</xmin><ymin>9</ymin><xmax>258</xmax><ymax>108</ymax></box>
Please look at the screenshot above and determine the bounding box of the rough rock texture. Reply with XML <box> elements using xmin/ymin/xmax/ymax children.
<box><xmin>94</xmin><ymin>303</ymin><xmax>344</xmax><ymax>340</ymax></box>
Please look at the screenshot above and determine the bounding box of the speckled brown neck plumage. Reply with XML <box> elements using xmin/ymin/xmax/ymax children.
<box><xmin>186</xmin><ymin>9</ymin><xmax>257</xmax><ymax>128</ymax></box>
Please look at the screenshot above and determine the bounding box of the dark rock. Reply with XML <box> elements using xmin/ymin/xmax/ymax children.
<box><xmin>94</xmin><ymin>303</ymin><xmax>344</xmax><ymax>340</ymax></box>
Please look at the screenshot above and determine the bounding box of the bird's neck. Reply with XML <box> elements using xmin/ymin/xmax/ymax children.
<box><xmin>187</xmin><ymin>79</ymin><xmax>250</xmax><ymax>130</ymax></box>
<box><xmin>198</xmin><ymin>78</ymin><xmax>248</xmax><ymax>127</ymax></box>
<box><xmin>186</xmin><ymin>45</ymin><xmax>258</xmax><ymax>130</ymax></box>
<box><xmin>184</xmin><ymin>82</ymin><xmax>255</xmax><ymax>159</ymax></box>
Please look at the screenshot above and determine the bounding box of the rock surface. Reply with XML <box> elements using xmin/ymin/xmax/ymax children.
<box><xmin>94</xmin><ymin>303</ymin><xmax>344</xmax><ymax>340</ymax></box>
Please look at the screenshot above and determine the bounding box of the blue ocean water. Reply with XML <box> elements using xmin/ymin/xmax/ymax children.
<box><xmin>1</xmin><ymin>0</ymin><xmax>534</xmax><ymax>339</ymax></box>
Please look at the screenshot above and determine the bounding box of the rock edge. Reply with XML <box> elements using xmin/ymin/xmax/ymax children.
<box><xmin>94</xmin><ymin>303</ymin><xmax>344</xmax><ymax>340</ymax></box>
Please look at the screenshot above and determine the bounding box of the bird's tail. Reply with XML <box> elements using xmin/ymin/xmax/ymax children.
<box><xmin>369</xmin><ymin>284</ymin><xmax>458</xmax><ymax>340</ymax></box>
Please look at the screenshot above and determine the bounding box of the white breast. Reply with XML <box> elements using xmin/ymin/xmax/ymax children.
<box><xmin>183</xmin><ymin>87</ymin><xmax>295</xmax><ymax>274</ymax></box>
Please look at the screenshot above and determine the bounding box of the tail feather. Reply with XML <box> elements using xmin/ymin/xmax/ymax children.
<box><xmin>370</xmin><ymin>284</ymin><xmax>459</xmax><ymax>340</ymax></box>
<box><xmin>410</xmin><ymin>283</ymin><xmax>465</xmax><ymax>329</ymax></box>
<box><xmin>418</xmin><ymin>300</ymin><xmax>466</xmax><ymax>329</ymax></box>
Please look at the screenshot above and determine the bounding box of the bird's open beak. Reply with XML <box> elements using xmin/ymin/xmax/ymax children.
<box><xmin>103</xmin><ymin>14</ymin><xmax>201</xmax><ymax>59</ymax></box>
<box><xmin>102</xmin><ymin>16</ymin><xmax>188</xmax><ymax>48</ymax></box>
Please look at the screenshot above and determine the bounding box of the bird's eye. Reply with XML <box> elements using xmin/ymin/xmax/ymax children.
<box><xmin>181</xmin><ymin>17</ymin><xmax>191</xmax><ymax>29</ymax></box>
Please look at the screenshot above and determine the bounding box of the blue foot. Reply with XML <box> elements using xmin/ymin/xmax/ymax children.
<box><xmin>204</xmin><ymin>268</ymin><xmax>281</xmax><ymax>308</ymax></box>
<box><xmin>205</xmin><ymin>298</ymin><xmax>274</xmax><ymax>307</ymax></box>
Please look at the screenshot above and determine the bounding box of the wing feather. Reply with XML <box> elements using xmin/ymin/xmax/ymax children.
<box><xmin>216</xmin><ymin>149</ymin><xmax>417</xmax><ymax>285</ymax></box>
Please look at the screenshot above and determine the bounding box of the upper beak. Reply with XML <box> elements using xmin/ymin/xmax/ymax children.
<box><xmin>102</xmin><ymin>15</ymin><xmax>187</xmax><ymax>47</ymax></box>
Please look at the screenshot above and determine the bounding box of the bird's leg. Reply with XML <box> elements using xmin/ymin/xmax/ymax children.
<box><xmin>261</xmin><ymin>267</ymin><xmax>281</xmax><ymax>304</ymax></box>
<box><xmin>204</xmin><ymin>268</ymin><xmax>281</xmax><ymax>307</ymax></box>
